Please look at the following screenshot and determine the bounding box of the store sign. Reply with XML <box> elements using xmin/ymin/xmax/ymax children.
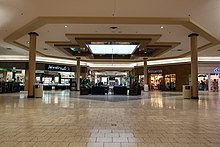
<box><xmin>214</xmin><ymin>67</ymin><xmax>220</xmax><ymax>73</ymax></box>
<box><xmin>45</xmin><ymin>64</ymin><xmax>71</xmax><ymax>72</ymax></box>
<box><xmin>148</xmin><ymin>69</ymin><xmax>163</xmax><ymax>74</ymax></box>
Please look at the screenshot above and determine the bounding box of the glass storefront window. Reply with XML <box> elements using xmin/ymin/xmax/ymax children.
<box><xmin>150</xmin><ymin>74</ymin><xmax>163</xmax><ymax>90</ymax></box>
<box><xmin>198</xmin><ymin>74</ymin><xmax>208</xmax><ymax>91</ymax></box>
<box><xmin>165</xmin><ymin>74</ymin><xmax>176</xmax><ymax>91</ymax></box>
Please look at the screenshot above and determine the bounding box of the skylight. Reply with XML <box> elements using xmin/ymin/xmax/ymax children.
<box><xmin>88</xmin><ymin>45</ymin><xmax>137</xmax><ymax>54</ymax></box>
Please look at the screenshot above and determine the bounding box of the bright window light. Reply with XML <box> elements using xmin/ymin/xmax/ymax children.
<box><xmin>89</xmin><ymin>45</ymin><xmax>137</xmax><ymax>54</ymax></box>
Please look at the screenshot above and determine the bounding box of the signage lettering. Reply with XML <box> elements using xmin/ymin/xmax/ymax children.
<box><xmin>45</xmin><ymin>64</ymin><xmax>71</xmax><ymax>72</ymax></box>
<box><xmin>214</xmin><ymin>67</ymin><xmax>220</xmax><ymax>73</ymax></box>
<box><xmin>148</xmin><ymin>69</ymin><xmax>162</xmax><ymax>74</ymax></box>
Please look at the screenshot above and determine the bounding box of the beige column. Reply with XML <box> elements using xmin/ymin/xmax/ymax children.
<box><xmin>76</xmin><ymin>57</ymin><xmax>81</xmax><ymax>91</ymax></box>
<box><xmin>143</xmin><ymin>58</ymin><xmax>148</xmax><ymax>85</ymax></box>
<box><xmin>28</xmin><ymin>32</ymin><xmax>38</xmax><ymax>98</ymax></box>
<box><xmin>24</xmin><ymin>69</ymin><xmax>29</xmax><ymax>91</ymax></box>
<box><xmin>188</xmin><ymin>33</ymin><xmax>199</xmax><ymax>99</ymax></box>
<box><xmin>3</xmin><ymin>71</ymin><xmax>7</xmax><ymax>81</ymax></box>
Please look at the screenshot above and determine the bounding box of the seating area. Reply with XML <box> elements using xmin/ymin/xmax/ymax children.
<box><xmin>113</xmin><ymin>86</ymin><xmax>127</xmax><ymax>95</ymax></box>
<box><xmin>91</xmin><ymin>86</ymin><xmax>109</xmax><ymax>95</ymax></box>
<box><xmin>80</xmin><ymin>86</ymin><xmax>141</xmax><ymax>95</ymax></box>
<box><xmin>0</xmin><ymin>82</ymin><xmax>20</xmax><ymax>93</ymax></box>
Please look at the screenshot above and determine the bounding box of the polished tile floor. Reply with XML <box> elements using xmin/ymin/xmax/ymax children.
<box><xmin>0</xmin><ymin>90</ymin><xmax>220</xmax><ymax>147</ymax></box>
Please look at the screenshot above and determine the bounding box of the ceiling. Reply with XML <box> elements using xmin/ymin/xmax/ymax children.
<box><xmin>1</xmin><ymin>0</ymin><xmax>220</xmax><ymax>70</ymax></box>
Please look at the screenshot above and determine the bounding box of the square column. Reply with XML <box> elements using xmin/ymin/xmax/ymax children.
<box><xmin>28</xmin><ymin>32</ymin><xmax>39</xmax><ymax>98</ymax></box>
<box><xmin>76</xmin><ymin>57</ymin><xmax>81</xmax><ymax>91</ymax></box>
<box><xmin>143</xmin><ymin>58</ymin><xmax>148</xmax><ymax>85</ymax></box>
<box><xmin>188</xmin><ymin>33</ymin><xmax>199</xmax><ymax>99</ymax></box>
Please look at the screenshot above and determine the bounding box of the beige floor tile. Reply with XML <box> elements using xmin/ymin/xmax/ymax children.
<box><xmin>15</xmin><ymin>142</ymin><xmax>36</xmax><ymax>147</ymax></box>
<box><xmin>97</xmin><ymin>137</ymin><xmax>113</xmax><ymax>143</ymax></box>
<box><xmin>171</xmin><ymin>143</ymin><xmax>191</xmax><ymax>147</ymax></box>
<box><xmin>104</xmin><ymin>143</ymin><xmax>121</xmax><ymax>147</ymax></box>
<box><xmin>128</xmin><ymin>137</ymin><xmax>144</xmax><ymax>143</ymax></box>
<box><xmin>155</xmin><ymin>143</ymin><xmax>174</xmax><ymax>147</ymax></box>
<box><xmin>68</xmin><ymin>143</ymin><xmax>87</xmax><ymax>147</ymax></box>
<box><xmin>120</xmin><ymin>133</ymin><xmax>134</xmax><ymax>137</ymax></box>
<box><xmin>138</xmin><ymin>143</ymin><xmax>156</xmax><ymax>147</ymax></box>
<box><xmin>0</xmin><ymin>141</ymin><xmax>19</xmax><ymax>147</ymax></box>
<box><xmin>86</xmin><ymin>143</ymin><xmax>103</xmax><ymax>147</ymax></box>
<box><xmin>32</xmin><ymin>142</ymin><xmax>53</xmax><ymax>147</ymax></box>
<box><xmin>17</xmin><ymin>136</ymin><xmax>35</xmax><ymax>141</ymax></box>
<box><xmin>50</xmin><ymin>142</ymin><xmax>70</xmax><ymax>147</ymax></box>
<box><xmin>113</xmin><ymin>138</ymin><xmax>128</xmax><ymax>143</ymax></box>
<box><xmin>32</xmin><ymin>136</ymin><xmax>51</xmax><ymax>141</ymax></box>
<box><xmin>64</xmin><ymin>137</ymin><xmax>82</xmax><ymax>142</ymax></box>
<box><xmin>48</xmin><ymin>136</ymin><xmax>66</xmax><ymax>141</ymax></box>
<box><xmin>80</xmin><ymin>137</ymin><xmax>96</xmax><ymax>142</ymax></box>
<box><xmin>105</xmin><ymin>133</ymin><xmax>119</xmax><ymax>137</ymax></box>
<box><xmin>121</xmin><ymin>143</ymin><xmax>138</xmax><ymax>147</ymax></box>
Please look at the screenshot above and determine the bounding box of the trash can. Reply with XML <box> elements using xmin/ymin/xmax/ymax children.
<box><xmin>182</xmin><ymin>85</ymin><xmax>191</xmax><ymax>99</ymax></box>
<box><xmin>144</xmin><ymin>84</ymin><xmax>149</xmax><ymax>92</ymax></box>
<box><xmin>34</xmin><ymin>84</ymin><xmax>43</xmax><ymax>98</ymax></box>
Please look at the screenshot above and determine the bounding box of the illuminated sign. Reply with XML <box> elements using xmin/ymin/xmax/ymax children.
<box><xmin>45</xmin><ymin>64</ymin><xmax>71</xmax><ymax>72</ymax></box>
<box><xmin>148</xmin><ymin>69</ymin><xmax>162</xmax><ymax>74</ymax></box>
<box><xmin>214</xmin><ymin>67</ymin><xmax>220</xmax><ymax>73</ymax></box>
<box><xmin>0</xmin><ymin>68</ymin><xmax>16</xmax><ymax>72</ymax></box>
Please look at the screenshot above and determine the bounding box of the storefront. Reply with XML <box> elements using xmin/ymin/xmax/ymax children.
<box><xmin>199</xmin><ymin>64</ymin><xmax>220</xmax><ymax>92</ymax></box>
<box><xmin>0</xmin><ymin>67</ymin><xmax>20</xmax><ymax>93</ymax></box>
<box><xmin>133</xmin><ymin>64</ymin><xmax>191</xmax><ymax>92</ymax></box>
<box><xmin>0</xmin><ymin>62</ymin><xmax>88</xmax><ymax>91</ymax></box>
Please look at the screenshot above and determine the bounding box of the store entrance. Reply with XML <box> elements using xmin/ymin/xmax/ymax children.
<box><xmin>150</xmin><ymin>74</ymin><xmax>163</xmax><ymax>90</ymax></box>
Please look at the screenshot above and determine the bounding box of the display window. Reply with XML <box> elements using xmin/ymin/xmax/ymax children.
<box><xmin>210</xmin><ymin>74</ymin><xmax>220</xmax><ymax>92</ymax></box>
<box><xmin>165</xmin><ymin>74</ymin><xmax>176</xmax><ymax>90</ymax></box>
<box><xmin>198</xmin><ymin>74</ymin><xmax>208</xmax><ymax>91</ymax></box>
<box><xmin>42</xmin><ymin>77</ymin><xmax>52</xmax><ymax>84</ymax></box>
<box><xmin>150</xmin><ymin>74</ymin><xmax>163</xmax><ymax>90</ymax></box>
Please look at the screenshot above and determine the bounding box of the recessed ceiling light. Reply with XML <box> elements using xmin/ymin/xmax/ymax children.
<box><xmin>110</xmin><ymin>26</ymin><xmax>118</xmax><ymax>29</ymax></box>
<box><xmin>27</xmin><ymin>42</ymin><xmax>29</xmax><ymax>44</ymax></box>
<box><xmin>64</xmin><ymin>25</ymin><xmax>68</xmax><ymax>28</ymax></box>
<box><xmin>160</xmin><ymin>26</ymin><xmax>164</xmax><ymax>29</ymax></box>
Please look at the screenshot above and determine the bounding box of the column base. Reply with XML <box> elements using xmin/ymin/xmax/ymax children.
<box><xmin>28</xmin><ymin>95</ymin><xmax>35</xmax><ymax>98</ymax></box>
<box><xmin>191</xmin><ymin>96</ymin><xmax>199</xmax><ymax>99</ymax></box>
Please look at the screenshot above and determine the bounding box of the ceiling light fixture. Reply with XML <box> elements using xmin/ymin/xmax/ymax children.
<box><xmin>110</xmin><ymin>0</ymin><xmax>118</xmax><ymax>33</ymax></box>
<box><xmin>27</xmin><ymin>42</ymin><xmax>29</xmax><ymax>44</ymax></box>
<box><xmin>160</xmin><ymin>26</ymin><xmax>164</xmax><ymax>29</ymax></box>
<box><xmin>64</xmin><ymin>25</ymin><xmax>68</xmax><ymax>28</ymax></box>
<box><xmin>110</xmin><ymin>26</ymin><xmax>118</xmax><ymax>30</ymax></box>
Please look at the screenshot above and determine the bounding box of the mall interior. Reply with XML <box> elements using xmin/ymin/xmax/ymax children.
<box><xmin>0</xmin><ymin>0</ymin><xmax>220</xmax><ymax>147</ymax></box>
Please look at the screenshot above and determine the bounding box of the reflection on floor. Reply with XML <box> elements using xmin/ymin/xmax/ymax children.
<box><xmin>0</xmin><ymin>90</ymin><xmax>220</xmax><ymax>147</ymax></box>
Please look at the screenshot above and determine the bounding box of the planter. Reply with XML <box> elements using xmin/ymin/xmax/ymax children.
<box><xmin>80</xmin><ymin>88</ymin><xmax>90</xmax><ymax>95</ymax></box>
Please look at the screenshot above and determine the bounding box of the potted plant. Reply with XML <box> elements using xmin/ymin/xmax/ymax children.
<box><xmin>80</xmin><ymin>78</ymin><xmax>92</xmax><ymax>95</ymax></box>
